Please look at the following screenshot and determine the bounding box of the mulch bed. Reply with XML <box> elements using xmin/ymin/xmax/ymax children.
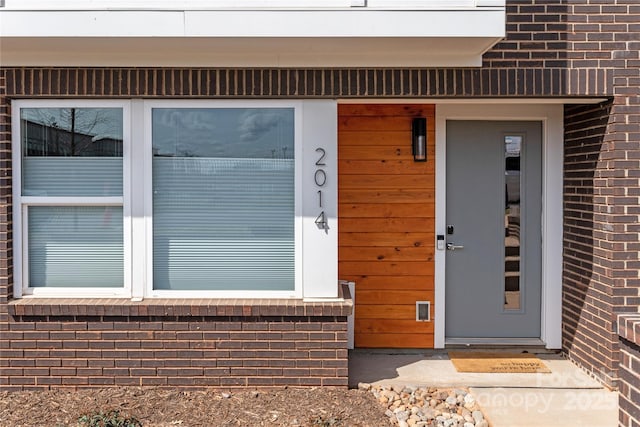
<box><xmin>0</xmin><ymin>387</ymin><xmax>391</xmax><ymax>427</ymax></box>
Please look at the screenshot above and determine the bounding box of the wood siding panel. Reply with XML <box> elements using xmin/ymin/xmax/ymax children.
<box><xmin>356</xmin><ymin>290</ymin><xmax>435</xmax><ymax>305</ymax></box>
<box><xmin>338</xmin><ymin>145</ymin><xmax>434</xmax><ymax>160</ymax></box>
<box><xmin>356</xmin><ymin>318</ymin><xmax>434</xmax><ymax>334</ymax></box>
<box><xmin>339</xmin><ymin>175</ymin><xmax>434</xmax><ymax>189</ymax></box>
<box><xmin>355</xmin><ymin>333</ymin><xmax>434</xmax><ymax>348</ymax></box>
<box><xmin>339</xmin><ymin>116</ymin><xmax>418</xmax><ymax>131</ymax></box>
<box><xmin>339</xmin><ymin>160</ymin><xmax>433</xmax><ymax>175</ymax></box>
<box><xmin>356</xmin><ymin>304</ymin><xmax>426</xmax><ymax>320</ymax></box>
<box><xmin>339</xmin><ymin>261</ymin><xmax>434</xmax><ymax>277</ymax></box>
<box><xmin>340</xmin><ymin>189</ymin><xmax>434</xmax><ymax>204</ymax></box>
<box><xmin>346</xmin><ymin>275</ymin><xmax>434</xmax><ymax>291</ymax></box>
<box><xmin>339</xmin><ymin>203</ymin><xmax>435</xmax><ymax>218</ymax></box>
<box><xmin>338</xmin><ymin>104</ymin><xmax>435</xmax><ymax>349</ymax></box>
<box><xmin>338</xmin><ymin>218</ymin><xmax>434</xmax><ymax>233</ymax></box>
<box><xmin>339</xmin><ymin>246</ymin><xmax>433</xmax><ymax>262</ymax></box>
<box><xmin>339</xmin><ymin>104</ymin><xmax>435</xmax><ymax>116</ymax></box>
<box><xmin>339</xmin><ymin>232</ymin><xmax>432</xmax><ymax>247</ymax></box>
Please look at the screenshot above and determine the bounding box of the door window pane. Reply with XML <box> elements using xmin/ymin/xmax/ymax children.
<box><xmin>21</xmin><ymin>108</ymin><xmax>123</xmax><ymax>196</ymax></box>
<box><xmin>152</xmin><ymin>108</ymin><xmax>295</xmax><ymax>291</ymax></box>
<box><xmin>504</xmin><ymin>135</ymin><xmax>521</xmax><ymax>310</ymax></box>
<box><xmin>28</xmin><ymin>206</ymin><xmax>124</xmax><ymax>288</ymax></box>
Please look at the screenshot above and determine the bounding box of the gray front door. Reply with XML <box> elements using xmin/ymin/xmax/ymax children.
<box><xmin>445</xmin><ymin>121</ymin><xmax>542</xmax><ymax>339</ymax></box>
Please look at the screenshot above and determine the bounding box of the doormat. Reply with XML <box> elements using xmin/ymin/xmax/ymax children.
<box><xmin>448</xmin><ymin>351</ymin><xmax>551</xmax><ymax>374</ymax></box>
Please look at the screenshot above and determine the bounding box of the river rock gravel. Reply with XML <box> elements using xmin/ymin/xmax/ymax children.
<box><xmin>359</xmin><ymin>383</ymin><xmax>489</xmax><ymax>427</ymax></box>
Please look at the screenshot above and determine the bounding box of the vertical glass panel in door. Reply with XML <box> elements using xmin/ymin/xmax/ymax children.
<box><xmin>28</xmin><ymin>206</ymin><xmax>124</xmax><ymax>287</ymax></box>
<box><xmin>152</xmin><ymin>108</ymin><xmax>295</xmax><ymax>291</ymax></box>
<box><xmin>20</xmin><ymin>108</ymin><xmax>123</xmax><ymax>196</ymax></box>
<box><xmin>504</xmin><ymin>135</ymin><xmax>521</xmax><ymax>310</ymax></box>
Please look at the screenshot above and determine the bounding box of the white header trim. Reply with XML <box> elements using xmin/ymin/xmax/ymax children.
<box><xmin>2</xmin><ymin>0</ymin><xmax>503</xmax><ymax>10</ymax></box>
<box><xmin>0</xmin><ymin>10</ymin><xmax>504</xmax><ymax>37</ymax></box>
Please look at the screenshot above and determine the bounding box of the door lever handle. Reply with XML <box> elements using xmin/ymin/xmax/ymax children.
<box><xmin>446</xmin><ymin>243</ymin><xmax>464</xmax><ymax>251</ymax></box>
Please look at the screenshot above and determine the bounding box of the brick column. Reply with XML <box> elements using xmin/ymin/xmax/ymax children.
<box><xmin>618</xmin><ymin>314</ymin><xmax>640</xmax><ymax>427</ymax></box>
<box><xmin>0</xmin><ymin>69</ymin><xmax>13</xmax><ymax>385</ymax></box>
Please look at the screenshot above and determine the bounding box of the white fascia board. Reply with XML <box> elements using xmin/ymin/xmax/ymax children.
<box><xmin>0</xmin><ymin>9</ymin><xmax>504</xmax><ymax>66</ymax></box>
<box><xmin>184</xmin><ymin>10</ymin><xmax>504</xmax><ymax>38</ymax></box>
<box><xmin>0</xmin><ymin>11</ymin><xmax>186</xmax><ymax>37</ymax></box>
<box><xmin>0</xmin><ymin>10</ymin><xmax>504</xmax><ymax>38</ymax></box>
<box><xmin>2</xmin><ymin>0</ymin><xmax>504</xmax><ymax>10</ymax></box>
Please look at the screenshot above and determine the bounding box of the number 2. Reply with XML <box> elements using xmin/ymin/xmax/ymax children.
<box><xmin>315</xmin><ymin>148</ymin><xmax>326</xmax><ymax>166</ymax></box>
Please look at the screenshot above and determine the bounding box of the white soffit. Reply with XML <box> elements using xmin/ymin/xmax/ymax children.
<box><xmin>0</xmin><ymin>8</ymin><xmax>506</xmax><ymax>67</ymax></box>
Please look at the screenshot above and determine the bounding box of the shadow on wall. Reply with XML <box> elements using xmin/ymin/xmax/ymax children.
<box><xmin>562</xmin><ymin>100</ymin><xmax>617</xmax><ymax>387</ymax></box>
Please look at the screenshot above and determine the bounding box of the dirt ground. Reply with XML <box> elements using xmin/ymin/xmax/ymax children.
<box><xmin>0</xmin><ymin>387</ymin><xmax>391</xmax><ymax>427</ymax></box>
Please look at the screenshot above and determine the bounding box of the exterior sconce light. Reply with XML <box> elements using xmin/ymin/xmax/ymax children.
<box><xmin>412</xmin><ymin>117</ymin><xmax>427</xmax><ymax>162</ymax></box>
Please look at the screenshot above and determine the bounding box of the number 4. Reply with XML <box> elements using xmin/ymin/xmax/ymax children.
<box><xmin>315</xmin><ymin>211</ymin><xmax>329</xmax><ymax>231</ymax></box>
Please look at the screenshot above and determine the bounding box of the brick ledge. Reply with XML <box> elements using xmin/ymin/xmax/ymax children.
<box><xmin>618</xmin><ymin>314</ymin><xmax>640</xmax><ymax>346</ymax></box>
<box><xmin>8</xmin><ymin>285</ymin><xmax>353</xmax><ymax>318</ymax></box>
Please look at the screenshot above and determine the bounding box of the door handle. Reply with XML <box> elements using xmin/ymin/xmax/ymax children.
<box><xmin>446</xmin><ymin>243</ymin><xmax>464</xmax><ymax>251</ymax></box>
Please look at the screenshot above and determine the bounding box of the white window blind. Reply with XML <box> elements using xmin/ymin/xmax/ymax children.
<box><xmin>23</xmin><ymin>158</ymin><xmax>123</xmax><ymax>196</ymax></box>
<box><xmin>28</xmin><ymin>206</ymin><xmax>124</xmax><ymax>287</ymax></box>
<box><xmin>153</xmin><ymin>158</ymin><xmax>294</xmax><ymax>290</ymax></box>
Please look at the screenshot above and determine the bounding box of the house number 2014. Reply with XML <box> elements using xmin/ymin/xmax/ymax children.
<box><xmin>314</xmin><ymin>148</ymin><xmax>329</xmax><ymax>231</ymax></box>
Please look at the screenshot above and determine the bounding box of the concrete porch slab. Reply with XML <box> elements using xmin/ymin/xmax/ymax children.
<box><xmin>349</xmin><ymin>350</ymin><xmax>603</xmax><ymax>389</ymax></box>
<box><xmin>469</xmin><ymin>387</ymin><xmax>618</xmax><ymax>427</ymax></box>
<box><xmin>349</xmin><ymin>350</ymin><xmax>618</xmax><ymax>427</ymax></box>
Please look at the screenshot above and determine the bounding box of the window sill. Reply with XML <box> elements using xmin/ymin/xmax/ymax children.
<box><xmin>8</xmin><ymin>285</ymin><xmax>353</xmax><ymax>318</ymax></box>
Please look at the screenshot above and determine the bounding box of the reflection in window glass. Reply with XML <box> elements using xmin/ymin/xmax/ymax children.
<box><xmin>504</xmin><ymin>135</ymin><xmax>521</xmax><ymax>310</ymax></box>
<box><xmin>20</xmin><ymin>108</ymin><xmax>123</xmax><ymax>196</ymax></box>
<box><xmin>152</xmin><ymin>108</ymin><xmax>295</xmax><ymax>291</ymax></box>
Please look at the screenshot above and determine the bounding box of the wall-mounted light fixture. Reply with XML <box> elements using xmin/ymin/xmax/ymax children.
<box><xmin>412</xmin><ymin>117</ymin><xmax>427</xmax><ymax>162</ymax></box>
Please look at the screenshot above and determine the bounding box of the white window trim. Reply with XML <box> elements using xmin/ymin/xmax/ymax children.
<box><xmin>13</xmin><ymin>99</ymin><xmax>338</xmax><ymax>300</ymax></box>
<box><xmin>12</xmin><ymin>99</ymin><xmax>132</xmax><ymax>298</ymax></box>
<box><xmin>142</xmin><ymin>100</ymin><xmax>304</xmax><ymax>299</ymax></box>
<box><xmin>434</xmin><ymin>103</ymin><xmax>563</xmax><ymax>350</ymax></box>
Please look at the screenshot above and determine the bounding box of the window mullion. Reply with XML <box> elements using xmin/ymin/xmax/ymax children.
<box><xmin>130</xmin><ymin>99</ymin><xmax>146</xmax><ymax>300</ymax></box>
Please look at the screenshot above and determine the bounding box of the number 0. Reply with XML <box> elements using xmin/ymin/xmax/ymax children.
<box><xmin>314</xmin><ymin>169</ymin><xmax>327</xmax><ymax>187</ymax></box>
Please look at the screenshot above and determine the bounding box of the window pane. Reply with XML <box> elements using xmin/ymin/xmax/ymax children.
<box><xmin>504</xmin><ymin>135</ymin><xmax>521</xmax><ymax>310</ymax></box>
<box><xmin>152</xmin><ymin>108</ymin><xmax>295</xmax><ymax>291</ymax></box>
<box><xmin>21</xmin><ymin>108</ymin><xmax>123</xmax><ymax>196</ymax></box>
<box><xmin>28</xmin><ymin>206</ymin><xmax>124</xmax><ymax>288</ymax></box>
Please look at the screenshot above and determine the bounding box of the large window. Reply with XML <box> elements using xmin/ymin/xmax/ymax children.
<box><xmin>13</xmin><ymin>100</ymin><xmax>337</xmax><ymax>299</ymax></box>
<box><xmin>151</xmin><ymin>108</ymin><xmax>295</xmax><ymax>291</ymax></box>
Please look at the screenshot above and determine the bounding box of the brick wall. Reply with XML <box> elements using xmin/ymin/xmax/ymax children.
<box><xmin>561</xmin><ymin>0</ymin><xmax>640</xmax><ymax>389</ymax></box>
<box><xmin>0</xmin><ymin>62</ymin><xmax>13</xmax><ymax>381</ymax></box>
<box><xmin>563</xmin><ymin>101</ymin><xmax>620</xmax><ymax>387</ymax></box>
<box><xmin>1</xmin><ymin>300</ymin><xmax>350</xmax><ymax>390</ymax></box>
<box><xmin>618</xmin><ymin>314</ymin><xmax>640</xmax><ymax>427</ymax></box>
